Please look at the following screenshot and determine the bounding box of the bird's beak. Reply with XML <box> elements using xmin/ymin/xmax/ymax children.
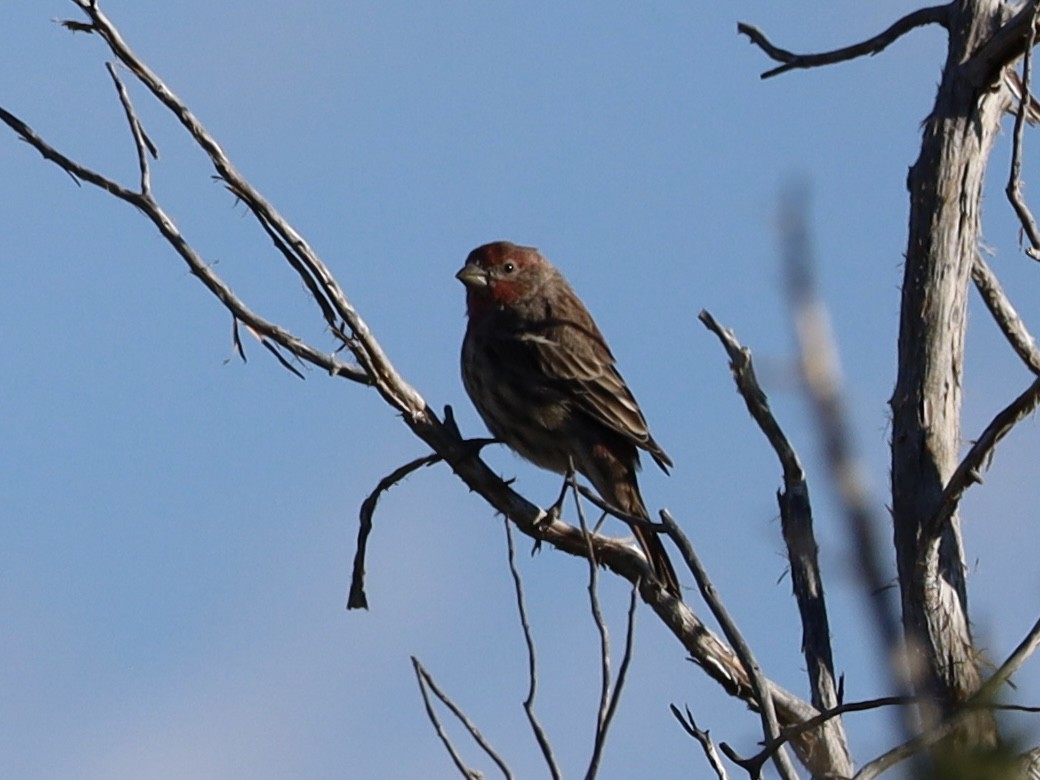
<box><xmin>455</xmin><ymin>263</ymin><xmax>488</xmax><ymax>289</ymax></box>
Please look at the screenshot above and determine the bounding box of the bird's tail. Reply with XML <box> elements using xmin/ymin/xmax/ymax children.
<box><xmin>631</xmin><ymin>518</ymin><xmax>681</xmax><ymax>596</ymax></box>
<box><xmin>602</xmin><ymin>475</ymin><xmax>681</xmax><ymax>596</ymax></box>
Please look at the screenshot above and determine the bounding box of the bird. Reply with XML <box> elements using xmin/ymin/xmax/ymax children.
<box><xmin>456</xmin><ymin>240</ymin><xmax>680</xmax><ymax>595</ymax></box>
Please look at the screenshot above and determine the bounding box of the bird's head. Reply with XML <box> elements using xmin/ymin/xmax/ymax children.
<box><xmin>456</xmin><ymin>241</ymin><xmax>550</xmax><ymax>317</ymax></box>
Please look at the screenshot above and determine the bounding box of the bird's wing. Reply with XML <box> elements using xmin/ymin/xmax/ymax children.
<box><xmin>518</xmin><ymin>316</ymin><xmax>672</xmax><ymax>471</ymax></box>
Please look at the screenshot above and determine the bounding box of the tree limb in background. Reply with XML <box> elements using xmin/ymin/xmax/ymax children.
<box><xmin>777</xmin><ymin>185</ymin><xmax>910</xmax><ymax>726</ymax></box>
<box><xmin>412</xmin><ymin>657</ymin><xmax>514</xmax><ymax>780</ymax></box>
<box><xmin>737</xmin><ymin>5</ymin><xmax>950</xmax><ymax>79</ymax></box>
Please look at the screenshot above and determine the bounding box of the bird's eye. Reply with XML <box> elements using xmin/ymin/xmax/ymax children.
<box><xmin>503</xmin><ymin>262</ymin><xmax>515</xmax><ymax>274</ymax></box>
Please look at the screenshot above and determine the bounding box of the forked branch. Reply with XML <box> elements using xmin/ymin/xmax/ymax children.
<box><xmin>413</xmin><ymin>657</ymin><xmax>514</xmax><ymax>779</ymax></box>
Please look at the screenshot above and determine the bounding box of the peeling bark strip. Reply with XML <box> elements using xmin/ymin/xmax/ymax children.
<box><xmin>890</xmin><ymin>0</ymin><xmax>1011</xmax><ymax>746</ymax></box>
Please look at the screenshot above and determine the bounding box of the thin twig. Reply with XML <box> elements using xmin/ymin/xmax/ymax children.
<box><xmin>922</xmin><ymin>376</ymin><xmax>1040</xmax><ymax>544</ymax></box>
<box><xmin>972</xmin><ymin>254</ymin><xmax>1040</xmax><ymax>373</ymax></box>
<box><xmin>660</xmin><ymin>510</ymin><xmax>799</xmax><ymax>780</ymax></box>
<box><xmin>412</xmin><ymin>657</ymin><xmax>514</xmax><ymax>780</ymax></box>
<box><xmin>753</xmin><ymin>692</ymin><xmax>1040</xmax><ymax>772</ymax></box>
<box><xmin>574</xmin><ymin>484</ymin><xmax>666</xmax><ymax>531</ymax></box>
<box><xmin>1005</xmin><ymin>2</ymin><xmax>1040</xmax><ymax>260</ymax></box>
<box><xmin>572</xmin><ymin>483</ymin><xmax>639</xmax><ymax>780</ymax></box>
<box><xmin>104</xmin><ymin>61</ymin><xmax>155</xmax><ymax>195</ymax></box>
<box><xmin>598</xmin><ymin>583</ymin><xmax>639</xmax><ymax>772</ymax></box>
<box><xmin>670</xmin><ymin>705</ymin><xmax>730</xmax><ymax>780</ymax></box>
<box><xmin>230</xmin><ymin>316</ymin><xmax>247</xmax><ymax>363</ymax></box>
<box><xmin>257</xmin><ymin>337</ymin><xmax>306</xmax><ymax>379</ymax></box>
<box><xmin>572</xmin><ymin>482</ymin><xmax>613</xmax><ymax>780</ymax></box>
<box><xmin>348</xmin><ymin>452</ymin><xmax>444</xmax><ymax>609</ymax></box>
<box><xmin>738</xmin><ymin>5</ymin><xmax>950</xmax><ymax>79</ymax></box>
<box><xmin>503</xmin><ymin>520</ymin><xmax>561</xmax><ymax>780</ymax></box>
<box><xmin>0</xmin><ymin>104</ymin><xmax>370</xmax><ymax>385</ymax></box>
<box><xmin>985</xmin><ymin>614</ymin><xmax>1040</xmax><ymax>695</ymax></box>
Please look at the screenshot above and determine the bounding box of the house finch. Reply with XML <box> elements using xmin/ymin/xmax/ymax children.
<box><xmin>457</xmin><ymin>241</ymin><xmax>680</xmax><ymax>595</ymax></box>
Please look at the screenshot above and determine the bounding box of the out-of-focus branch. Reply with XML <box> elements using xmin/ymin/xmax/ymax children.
<box><xmin>856</xmin><ymin>616</ymin><xmax>1040</xmax><ymax>779</ymax></box>
<box><xmin>778</xmin><ymin>185</ymin><xmax>909</xmax><ymax>723</ymax></box>
<box><xmin>738</xmin><ymin>5</ymin><xmax>950</xmax><ymax>79</ymax></box>
<box><xmin>412</xmin><ymin>657</ymin><xmax>514</xmax><ymax>780</ymax></box>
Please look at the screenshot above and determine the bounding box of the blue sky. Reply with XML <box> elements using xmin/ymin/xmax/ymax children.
<box><xmin>4</xmin><ymin>2</ymin><xmax>1040</xmax><ymax>778</ymax></box>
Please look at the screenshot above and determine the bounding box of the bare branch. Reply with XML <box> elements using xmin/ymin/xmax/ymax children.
<box><xmin>1005</xmin><ymin>3</ymin><xmax>1040</xmax><ymax>260</ymax></box>
<box><xmin>412</xmin><ymin>657</ymin><xmax>514</xmax><ymax>780</ymax></box>
<box><xmin>104</xmin><ymin>62</ymin><xmax>156</xmax><ymax>195</ymax></box>
<box><xmin>0</xmin><ymin>104</ymin><xmax>371</xmax><ymax>385</ymax></box>
<box><xmin>571</xmin><ymin>484</ymin><xmax>628</xmax><ymax>780</ymax></box>
<box><xmin>348</xmin><ymin>452</ymin><xmax>445</xmax><ymax>610</ymax></box>
<box><xmin>922</xmin><ymin>376</ymin><xmax>1040</xmax><ymax>544</ymax></box>
<box><xmin>68</xmin><ymin>0</ymin><xmax>425</xmax><ymax>415</ymax></box>
<box><xmin>670</xmin><ymin>705</ymin><xmax>730</xmax><ymax>780</ymax></box>
<box><xmin>503</xmin><ymin>520</ymin><xmax>562</xmax><ymax>780</ymax></box>
<box><xmin>698</xmin><ymin>308</ymin><xmax>852</xmax><ymax>775</ymax></box>
<box><xmin>660</xmin><ymin>510</ymin><xmax>800</xmax><ymax>780</ymax></box>
<box><xmin>985</xmin><ymin>614</ymin><xmax>1040</xmax><ymax>696</ymax></box>
<box><xmin>738</xmin><ymin>5</ymin><xmax>950</xmax><ymax>79</ymax></box>
<box><xmin>972</xmin><ymin>254</ymin><xmax>1040</xmax><ymax>373</ymax></box>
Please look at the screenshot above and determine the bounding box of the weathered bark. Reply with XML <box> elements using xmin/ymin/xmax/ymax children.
<box><xmin>890</xmin><ymin>0</ymin><xmax>1010</xmax><ymax>747</ymax></box>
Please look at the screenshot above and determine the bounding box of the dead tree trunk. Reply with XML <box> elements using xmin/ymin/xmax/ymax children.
<box><xmin>890</xmin><ymin>0</ymin><xmax>1010</xmax><ymax>748</ymax></box>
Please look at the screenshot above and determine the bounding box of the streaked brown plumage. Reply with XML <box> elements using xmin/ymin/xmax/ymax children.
<box><xmin>457</xmin><ymin>241</ymin><xmax>679</xmax><ymax>594</ymax></box>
